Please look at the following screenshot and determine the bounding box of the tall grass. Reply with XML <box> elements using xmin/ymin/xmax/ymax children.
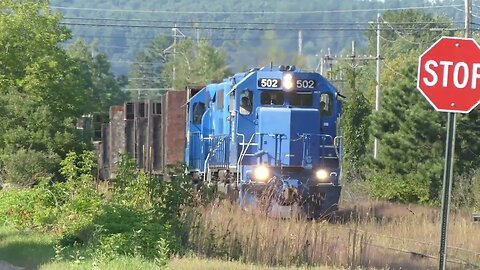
<box><xmin>182</xmin><ymin>200</ymin><xmax>480</xmax><ymax>270</ymax></box>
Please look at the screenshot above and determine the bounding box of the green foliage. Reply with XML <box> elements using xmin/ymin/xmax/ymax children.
<box><xmin>364</xmin><ymin>21</ymin><xmax>480</xmax><ymax>205</ymax></box>
<box><xmin>0</xmin><ymin>148</ymin><xmax>60</xmax><ymax>187</ymax></box>
<box><xmin>452</xmin><ymin>170</ymin><xmax>480</xmax><ymax>210</ymax></box>
<box><xmin>368</xmin><ymin>170</ymin><xmax>431</xmax><ymax>203</ymax></box>
<box><xmin>67</xmin><ymin>40</ymin><xmax>128</xmax><ymax>114</ymax></box>
<box><xmin>161</xmin><ymin>39</ymin><xmax>229</xmax><ymax>90</ymax></box>
<box><xmin>0</xmin><ymin>152</ymin><xmax>196</xmax><ymax>266</ymax></box>
<box><xmin>367</xmin><ymin>52</ymin><xmax>444</xmax><ymax>203</ymax></box>
<box><xmin>128</xmin><ymin>35</ymin><xmax>173</xmax><ymax>100</ymax></box>
<box><xmin>358</xmin><ymin>11</ymin><xmax>464</xmax><ymax>204</ymax></box>
<box><xmin>0</xmin><ymin>1</ymin><xmax>99</xmax><ymax>185</ymax></box>
<box><xmin>341</xmin><ymin>68</ymin><xmax>371</xmax><ymax>181</ymax></box>
<box><xmin>0</xmin><ymin>187</ymin><xmax>55</xmax><ymax>229</ymax></box>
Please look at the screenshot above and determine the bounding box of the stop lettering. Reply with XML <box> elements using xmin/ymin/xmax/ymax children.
<box><xmin>422</xmin><ymin>60</ymin><xmax>480</xmax><ymax>89</ymax></box>
<box><xmin>417</xmin><ymin>37</ymin><xmax>480</xmax><ymax>113</ymax></box>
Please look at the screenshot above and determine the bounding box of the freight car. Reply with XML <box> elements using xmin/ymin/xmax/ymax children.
<box><xmin>97</xmin><ymin>65</ymin><xmax>343</xmax><ymax>218</ymax></box>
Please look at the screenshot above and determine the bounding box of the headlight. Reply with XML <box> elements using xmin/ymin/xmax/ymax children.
<box><xmin>253</xmin><ymin>165</ymin><xmax>270</xmax><ymax>182</ymax></box>
<box><xmin>283</xmin><ymin>73</ymin><xmax>294</xmax><ymax>91</ymax></box>
<box><xmin>315</xmin><ymin>169</ymin><xmax>329</xmax><ymax>182</ymax></box>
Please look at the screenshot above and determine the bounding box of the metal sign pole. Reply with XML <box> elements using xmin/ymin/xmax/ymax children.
<box><xmin>438</xmin><ymin>112</ymin><xmax>456</xmax><ymax>270</ymax></box>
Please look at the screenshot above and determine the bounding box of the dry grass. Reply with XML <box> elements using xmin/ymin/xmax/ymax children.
<box><xmin>182</xmin><ymin>199</ymin><xmax>480</xmax><ymax>270</ymax></box>
<box><xmin>169</xmin><ymin>256</ymin><xmax>357</xmax><ymax>269</ymax></box>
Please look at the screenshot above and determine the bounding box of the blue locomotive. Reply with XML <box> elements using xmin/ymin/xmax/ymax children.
<box><xmin>185</xmin><ymin>65</ymin><xmax>342</xmax><ymax>218</ymax></box>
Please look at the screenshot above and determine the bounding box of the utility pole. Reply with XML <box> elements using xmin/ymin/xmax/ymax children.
<box><xmin>194</xmin><ymin>22</ymin><xmax>200</xmax><ymax>46</ymax></box>
<box><xmin>324</xmin><ymin>41</ymin><xmax>377</xmax><ymax>88</ymax></box>
<box><xmin>325</xmin><ymin>15</ymin><xmax>381</xmax><ymax>158</ymax></box>
<box><xmin>163</xmin><ymin>25</ymin><xmax>186</xmax><ymax>90</ymax></box>
<box><xmin>374</xmin><ymin>13</ymin><xmax>381</xmax><ymax>159</ymax></box>
<box><xmin>324</xmin><ymin>41</ymin><xmax>376</xmax><ymax>94</ymax></box>
<box><xmin>172</xmin><ymin>25</ymin><xmax>177</xmax><ymax>85</ymax></box>
<box><xmin>298</xmin><ymin>30</ymin><xmax>303</xmax><ymax>56</ymax></box>
<box><xmin>465</xmin><ymin>0</ymin><xmax>472</xmax><ymax>39</ymax></box>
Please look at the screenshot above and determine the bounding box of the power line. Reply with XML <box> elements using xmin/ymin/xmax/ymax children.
<box><xmin>59</xmin><ymin>21</ymin><xmax>456</xmax><ymax>32</ymax></box>
<box><xmin>66</xmin><ymin>32</ymin><xmax>366</xmax><ymax>42</ymax></box>
<box><xmin>59</xmin><ymin>21</ymin><xmax>370</xmax><ymax>31</ymax></box>
<box><xmin>51</xmin><ymin>4</ymin><xmax>462</xmax><ymax>15</ymax></box>
<box><xmin>62</xmin><ymin>16</ymin><xmax>463</xmax><ymax>26</ymax></box>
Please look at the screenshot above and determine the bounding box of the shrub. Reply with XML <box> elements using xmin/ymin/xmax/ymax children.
<box><xmin>452</xmin><ymin>169</ymin><xmax>480</xmax><ymax>209</ymax></box>
<box><xmin>367</xmin><ymin>170</ymin><xmax>430</xmax><ymax>203</ymax></box>
<box><xmin>0</xmin><ymin>151</ymin><xmax>197</xmax><ymax>267</ymax></box>
<box><xmin>0</xmin><ymin>186</ymin><xmax>57</xmax><ymax>229</ymax></box>
<box><xmin>0</xmin><ymin>148</ymin><xmax>59</xmax><ymax>187</ymax></box>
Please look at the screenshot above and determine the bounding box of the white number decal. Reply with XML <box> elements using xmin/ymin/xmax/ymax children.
<box><xmin>296</xmin><ymin>80</ymin><xmax>316</xmax><ymax>89</ymax></box>
<box><xmin>259</xmin><ymin>78</ymin><xmax>279</xmax><ymax>88</ymax></box>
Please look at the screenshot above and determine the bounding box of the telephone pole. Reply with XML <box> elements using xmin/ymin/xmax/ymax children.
<box><xmin>298</xmin><ymin>30</ymin><xmax>303</xmax><ymax>56</ymax></box>
<box><xmin>374</xmin><ymin>13</ymin><xmax>381</xmax><ymax>159</ymax></box>
<box><xmin>324</xmin><ymin>15</ymin><xmax>381</xmax><ymax>159</ymax></box>
<box><xmin>162</xmin><ymin>25</ymin><xmax>186</xmax><ymax>89</ymax></box>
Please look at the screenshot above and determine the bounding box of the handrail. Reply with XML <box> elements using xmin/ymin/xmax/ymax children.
<box><xmin>236</xmin><ymin>132</ymin><xmax>257</xmax><ymax>185</ymax></box>
<box><xmin>202</xmin><ymin>135</ymin><xmax>228</xmax><ymax>183</ymax></box>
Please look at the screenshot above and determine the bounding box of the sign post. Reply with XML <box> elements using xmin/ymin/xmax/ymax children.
<box><xmin>417</xmin><ymin>36</ymin><xmax>480</xmax><ymax>270</ymax></box>
<box><xmin>438</xmin><ymin>112</ymin><xmax>455</xmax><ymax>270</ymax></box>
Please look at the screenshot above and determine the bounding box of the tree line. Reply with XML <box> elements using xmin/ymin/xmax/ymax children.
<box><xmin>0</xmin><ymin>0</ymin><xmax>126</xmax><ymax>186</ymax></box>
<box><xmin>53</xmin><ymin>0</ymin><xmax>464</xmax><ymax>75</ymax></box>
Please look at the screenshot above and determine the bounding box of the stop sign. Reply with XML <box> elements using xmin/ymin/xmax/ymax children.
<box><xmin>417</xmin><ymin>36</ymin><xmax>480</xmax><ymax>113</ymax></box>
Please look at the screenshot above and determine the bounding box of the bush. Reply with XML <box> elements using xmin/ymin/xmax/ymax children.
<box><xmin>0</xmin><ymin>151</ymin><xmax>198</xmax><ymax>267</ymax></box>
<box><xmin>367</xmin><ymin>170</ymin><xmax>430</xmax><ymax>203</ymax></box>
<box><xmin>0</xmin><ymin>186</ymin><xmax>58</xmax><ymax>229</ymax></box>
<box><xmin>452</xmin><ymin>170</ymin><xmax>480</xmax><ymax>209</ymax></box>
<box><xmin>0</xmin><ymin>148</ymin><xmax>60</xmax><ymax>187</ymax></box>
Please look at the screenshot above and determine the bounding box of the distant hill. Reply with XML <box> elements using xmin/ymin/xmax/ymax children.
<box><xmin>50</xmin><ymin>0</ymin><xmax>464</xmax><ymax>75</ymax></box>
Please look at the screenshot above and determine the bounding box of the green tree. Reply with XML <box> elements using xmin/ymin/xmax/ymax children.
<box><xmin>370</xmin><ymin>53</ymin><xmax>444</xmax><ymax>203</ymax></box>
<box><xmin>0</xmin><ymin>0</ymin><xmax>90</xmax><ymax>185</ymax></box>
<box><xmin>67</xmin><ymin>39</ymin><xmax>128</xmax><ymax>116</ymax></box>
<box><xmin>129</xmin><ymin>35</ymin><xmax>172</xmax><ymax>100</ymax></box>
<box><xmin>342</xmin><ymin>67</ymin><xmax>371</xmax><ymax>181</ymax></box>
<box><xmin>162</xmin><ymin>39</ymin><xmax>229</xmax><ymax>90</ymax></box>
<box><xmin>356</xmin><ymin>10</ymin><xmax>468</xmax><ymax>203</ymax></box>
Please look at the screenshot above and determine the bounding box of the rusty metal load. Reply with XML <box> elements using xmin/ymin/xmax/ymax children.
<box><xmin>97</xmin><ymin>90</ymin><xmax>187</xmax><ymax>179</ymax></box>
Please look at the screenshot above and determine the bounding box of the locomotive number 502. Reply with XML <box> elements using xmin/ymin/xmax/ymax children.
<box><xmin>296</xmin><ymin>79</ymin><xmax>316</xmax><ymax>89</ymax></box>
<box><xmin>258</xmin><ymin>78</ymin><xmax>281</xmax><ymax>88</ymax></box>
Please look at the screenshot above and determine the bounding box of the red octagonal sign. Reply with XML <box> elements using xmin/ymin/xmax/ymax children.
<box><xmin>417</xmin><ymin>36</ymin><xmax>480</xmax><ymax>113</ymax></box>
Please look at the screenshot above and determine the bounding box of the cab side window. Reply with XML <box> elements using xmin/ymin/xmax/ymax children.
<box><xmin>239</xmin><ymin>90</ymin><xmax>253</xmax><ymax>115</ymax></box>
<box><xmin>192</xmin><ymin>102</ymin><xmax>205</xmax><ymax>124</ymax></box>
<box><xmin>320</xmin><ymin>93</ymin><xmax>333</xmax><ymax>116</ymax></box>
<box><xmin>217</xmin><ymin>89</ymin><xmax>224</xmax><ymax>109</ymax></box>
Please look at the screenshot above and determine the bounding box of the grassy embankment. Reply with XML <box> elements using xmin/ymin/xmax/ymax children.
<box><xmin>0</xmin><ymin>226</ymin><xmax>346</xmax><ymax>270</ymax></box>
<box><xmin>182</xmin><ymin>199</ymin><xmax>480</xmax><ymax>270</ymax></box>
<box><xmin>1</xmin><ymin>197</ymin><xmax>479</xmax><ymax>270</ymax></box>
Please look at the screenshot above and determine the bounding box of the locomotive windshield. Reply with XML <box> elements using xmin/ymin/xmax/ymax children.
<box><xmin>260</xmin><ymin>91</ymin><xmax>284</xmax><ymax>105</ymax></box>
<box><xmin>290</xmin><ymin>92</ymin><xmax>313</xmax><ymax>107</ymax></box>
